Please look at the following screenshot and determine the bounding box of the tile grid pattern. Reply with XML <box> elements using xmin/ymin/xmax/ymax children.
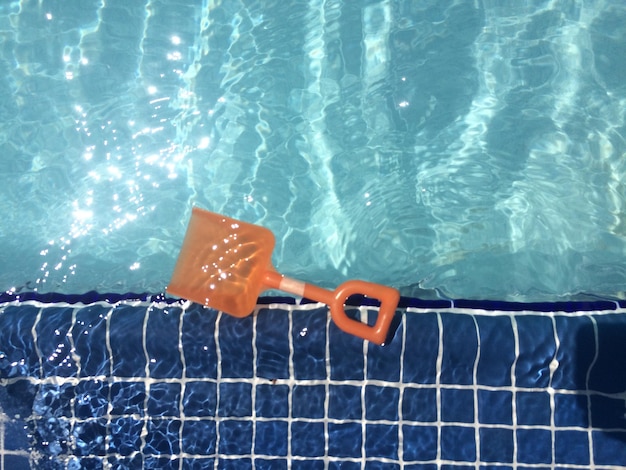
<box><xmin>0</xmin><ymin>299</ymin><xmax>625</xmax><ymax>469</ymax></box>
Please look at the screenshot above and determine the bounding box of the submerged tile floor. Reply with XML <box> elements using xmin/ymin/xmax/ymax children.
<box><xmin>0</xmin><ymin>294</ymin><xmax>625</xmax><ymax>469</ymax></box>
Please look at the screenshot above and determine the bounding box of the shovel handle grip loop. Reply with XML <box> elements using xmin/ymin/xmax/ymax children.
<box><xmin>328</xmin><ymin>280</ymin><xmax>399</xmax><ymax>345</ymax></box>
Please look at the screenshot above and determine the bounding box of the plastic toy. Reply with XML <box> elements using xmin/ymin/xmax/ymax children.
<box><xmin>167</xmin><ymin>207</ymin><xmax>399</xmax><ymax>345</ymax></box>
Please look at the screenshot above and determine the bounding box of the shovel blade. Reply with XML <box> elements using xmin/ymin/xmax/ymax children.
<box><xmin>167</xmin><ymin>207</ymin><xmax>275</xmax><ymax>316</ymax></box>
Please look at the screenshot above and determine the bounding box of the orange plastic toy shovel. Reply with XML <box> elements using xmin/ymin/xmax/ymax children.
<box><xmin>167</xmin><ymin>207</ymin><xmax>400</xmax><ymax>345</ymax></box>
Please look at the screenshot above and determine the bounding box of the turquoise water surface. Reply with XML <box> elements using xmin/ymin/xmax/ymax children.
<box><xmin>1</xmin><ymin>0</ymin><xmax>626</xmax><ymax>300</ymax></box>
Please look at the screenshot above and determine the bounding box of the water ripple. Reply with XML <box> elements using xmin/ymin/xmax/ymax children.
<box><xmin>1</xmin><ymin>0</ymin><xmax>625</xmax><ymax>300</ymax></box>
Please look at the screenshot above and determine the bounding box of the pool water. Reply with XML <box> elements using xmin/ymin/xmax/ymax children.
<box><xmin>1</xmin><ymin>1</ymin><xmax>626</xmax><ymax>300</ymax></box>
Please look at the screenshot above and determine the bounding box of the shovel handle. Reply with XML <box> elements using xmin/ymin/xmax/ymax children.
<box><xmin>263</xmin><ymin>271</ymin><xmax>399</xmax><ymax>345</ymax></box>
<box><xmin>327</xmin><ymin>280</ymin><xmax>399</xmax><ymax>345</ymax></box>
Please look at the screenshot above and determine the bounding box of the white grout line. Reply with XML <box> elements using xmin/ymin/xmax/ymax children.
<box><xmin>360</xmin><ymin>308</ymin><xmax>368</xmax><ymax>470</ymax></box>
<box><xmin>31</xmin><ymin>306</ymin><xmax>44</xmax><ymax>380</ymax></box>
<box><xmin>251</xmin><ymin>308</ymin><xmax>258</xmax><ymax>470</ymax></box>
<box><xmin>177</xmin><ymin>303</ymin><xmax>187</xmax><ymax>470</ymax></box>
<box><xmin>0</xmin><ymin>409</ymin><xmax>5</xmax><ymax>470</ymax></box>
<box><xmin>471</xmin><ymin>314</ymin><xmax>481</xmax><ymax>466</ymax></box>
<box><xmin>510</xmin><ymin>315</ymin><xmax>519</xmax><ymax>468</ymax></box>
<box><xmin>586</xmin><ymin>315</ymin><xmax>600</xmax><ymax>470</ymax></box>
<box><xmin>324</xmin><ymin>306</ymin><xmax>332</xmax><ymax>470</ymax></box>
<box><xmin>435</xmin><ymin>312</ymin><xmax>444</xmax><ymax>469</ymax></box>
<box><xmin>104</xmin><ymin>305</ymin><xmax>114</xmax><ymax>468</ymax></box>
<box><xmin>287</xmin><ymin>305</ymin><xmax>295</xmax><ymax>468</ymax></box>
<box><xmin>213</xmin><ymin>311</ymin><xmax>223</xmax><ymax>470</ymax></box>
<box><xmin>398</xmin><ymin>313</ymin><xmax>406</xmax><ymax>469</ymax></box>
<box><xmin>140</xmin><ymin>304</ymin><xmax>151</xmax><ymax>464</ymax></box>
<box><xmin>548</xmin><ymin>315</ymin><xmax>560</xmax><ymax>468</ymax></box>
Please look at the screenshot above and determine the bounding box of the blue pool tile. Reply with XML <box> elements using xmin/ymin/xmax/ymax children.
<box><xmin>515</xmin><ymin>316</ymin><xmax>555</xmax><ymax>388</ymax></box>
<box><xmin>110</xmin><ymin>381</ymin><xmax>145</xmax><ymax>416</ymax></box>
<box><xmin>255</xmin><ymin>308</ymin><xmax>290</xmax><ymax>380</ymax></box>
<box><xmin>365</xmin><ymin>462</ymin><xmax>399</xmax><ymax>470</ymax></box>
<box><xmin>402</xmin><ymin>425</ymin><xmax>438</xmax><ymax>461</ymax></box>
<box><xmin>2</xmin><ymin>455</ymin><xmax>31</xmax><ymax>470</ymax></box>
<box><xmin>109</xmin><ymin>417</ymin><xmax>143</xmax><ymax>456</ymax></box>
<box><xmin>292</xmin><ymin>384</ymin><xmax>326</xmax><ymax>419</ymax></box>
<box><xmin>291</xmin><ymin>421</ymin><xmax>325</xmax><ymax>457</ymax></box>
<box><xmin>147</xmin><ymin>382</ymin><xmax>180</xmax><ymax>417</ymax></box>
<box><xmin>440</xmin><ymin>313</ymin><xmax>478</xmax><ymax>385</ymax></box>
<box><xmin>552</xmin><ymin>316</ymin><xmax>594</xmax><ymax>390</ymax></box>
<box><xmin>30</xmin><ymin>412</ymin><xmax>71</xmax><ymax>458</ymax></box>
<box><xmin>184</xmin><ymin>459</ymin><xmax>215</xmax><ymax>469</ymax></box>
<box><xmin>440</xmin><ymin>426</ymin><xmax>476</xmax><ymax>462</ymax></box>
<box><xmin>2</xmin><ymin>380</ymin><xmax>36</xmax><ymax>426</ymax></box>
<box><xmin>590</xmin><ymin>315</ymin><xmax>626</xmax><ymax>393</ymax></box>
<box><xmin>255</xmin><ymin>383</ymin><xmax>289</xmax><ymax>418</ymax></box>
<box><xmin>69</xmin><ymin>457</ymin><xmax>103</xmax><ymax>469</ymax></box>
<box><xmin>256</xmin><ymin>459</ymin><xmax>287</xmax><ymax>470</ymax></box>
<box><xmin>182</xmin><ymin>381</ymin><xmax>217</xmax><ymax>417</ymax></box>
<box><xmin>0</xmin><ymin>305</ymin><xmax>40</xmax><ymax>378</ymax></box>
<box><xmin>329</xmin><ymin>310</ymin><xmax>365</xmax><ymax>381</ymax></box>
<box><xmin>402</xmin><ymin>388</ymin><xmax>437</xmax><ymax>422</ymax></box>
<box><xmin>554</xmin><ymin>430</ymin><xmax>589</xmax><ymax>465</ymax></box>
<box><xmin>329</xmin><ymin>462</ymin><xmax>360</xmax><ymax>470</ymax></box>
<box><xmin>403</xmin><ymin>312</ymin><xmax>439</xmax><ymax>384</ymax></box>
<box><xmin>365</xmin><ymin>385</ymin><xmax>399</xmax><ymax>421</ymax></box>
<box><xmin>3</xmin><ymin>416</ymin><xmax>30</xmax><ymax>450</ymax></box>
<box><xmin>72</xmin><ymin>419</ymin><xmax>107</xmax><ymax>456</ymax></box>
<box><xmin>145</xmin><ymin>419</ymin><xmax>181</xmax><ymax>455</ymax></box>
<box><xmin>292</xmin><ymin>308</ymin><xmax>327</xmax><ymax>380</ymax></box>
<box><xmin>479</xmin><ymin>428</ymin><xmax>513</xmax><ymax>463</ymax></box>
<box><xmin>109</xmin><ymin>305</ymin><xmax>148</xmax><ymax>378</ymax></box>
<box><xmin>589</xmin><ymin>395</ymin><xmax>626</xmax><ymax>429</ymax></box>
<box><xmin>477</xmin><ymin>390</ymin><xmax>512</xmax><ymax>425</ymax></box>
<box><xmin>73</xmin><ymin>305</ymin><xmax>110</xmax><ymax>377</ymax></box>
<box><xmin>37</xmin><ymin>306</ymin><xmax>77</xmax><ymax>378</ymax></box>
<box><xmin>181</xmin><ymin>304</ymin><xmax>218</xmax><ymax>379</ymax></box>
<box><xmin>328</xmin><ymin>385</ymin><xmax>362</xmax><ymax>420</ymax></box>
<box><xmin>441</xmin><ymin>388</ymin><xmax>474</xmax><ymax>423</ymax></box>
<box><xmin>219</xmin><ymin>420</ymin><xmax>253</xmax><ymax>455</ymax></box>
<box><xmin>217</xmin><ymin>457</ymin><xmax>252</xmax><ymax>470</ymax></box>
<box><xmin>367</xmin><ymin>311</ymin><xmax>402</xmax><ymax>382</ymax></box>
<box><xmin>219</xmin><ymin>314</ymin><xmax>254</xmax><ymax>378</ymax></box>
<box><xmin>553</xmin><ymin>393</ymin><xmax>587</xmax><ymax>427</ymax></box>
<box><xmin>75</xmin><ymin>380</ymin><xmax>109</xmax><ymax>419</ymax></box>
<box><xmin>365</xmin><ymin>424</ymin><xmax>398</xmax><ymax>459</ymax></box>
<box><xmin>515</xmin><ymin>391</ymin><xmax>551</xmax><ymax>426</ymax></box>
<box><xmin>107</xmin><ymin>456</ymin><xmax>143</xmax><ymax>469</ymax></box>
<box><xmin>327</xmin><ymin>304</ymin><xmax>360</xmax><ymax>344</ymax></box>
<box><xmin>404</xmin><ymin>465</ymin><xmax>438</xmax><ymax>470</ymax></box>
<box><xmin>144</xmin><ymin>457</ymin><xmax>180</xmax><ymax>469</ymax></box>
<box><xmin>146</xmin><ymin>306</ymin><xmax>183</xmax><ymax>379</ymax></box>
<box><xmin>291</xmin><ymin>460</ymin><xmax>325</xmax><ymax>470</ymax></box>
<box><xmin>516</xmin><ymin>429</ymin><xmax>552</xmax><ymax>465</ymax></box>
<box><xmin>328</xmin><ymin>422</ymin><xmax>362</xmax><ymax>458</ymax></box>
<box><xmin>475</xmin><ymin>315</ymin><xmax>515</xmax><ymax>387</ymax></box>
<box><xmin>36</xmin><ymin>382</ymin><xmax>73</xmax><ymax>418</ymax></box>
<box><xmin>593</xmin><ymin>431</ymin><xmax>626</xmax><ymax>465</ymax></box>
<box><xmin>218</xmin><ymin>459</ymin><xmax>253</xmax><ymax>469</ymax></box>
<box><xmin>182</xmin><ymin>420</ymin><xmax>216</xmax><ymax>455</ymax></box>
<box><xmin>218</xmin><ymin>382</ymin><xmax>252</xmax><ymax>417</ymax></box>
<box><xmin>255</xmin><ymin>421</ymin><xmax>288</xmax><ymax>456</ymax></box>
